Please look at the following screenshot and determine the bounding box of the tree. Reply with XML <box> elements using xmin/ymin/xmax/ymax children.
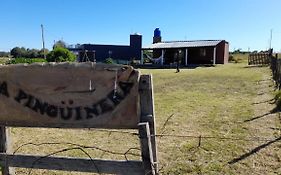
<box><xmin>10</xmin><ymin>47</ymin><xmax>26</xmax><ymax>58</ymax></box>
<box><xmin>10</xmin><ymin>47</ymin><xmax>49</xmax><ymax>58</ymax></box>
<box><xmin>26</xmin><ymin>49</ymin><xmax>39</xmax><ymax>58</ymax></box>
<box><xmin>53</xmin><ymin>40</ymin><xmax>66</xmax><ymax>49</ymax></box>
<box><xmin>38</xmin><ymin>48</ymin><xmax>49</xmax><ymax>58</ymax></box>
<box><xmin>10</xmin><ymin>47</ymin><xmax>20</xmax><ymax>58</ymax></box>
<box><xmin>19</xmin><ymin>47</ymin><xmax>27</xmax><ymax>57</ymax></box>
<box><xmin>233</xmin><ymin>48</ymin><xmax>242</xmax><ymax>54</ymax></box>
<box><xmin>46</xmin><ymin>47</ymin><xmax>76</xmax><ymax>62</ymax></box>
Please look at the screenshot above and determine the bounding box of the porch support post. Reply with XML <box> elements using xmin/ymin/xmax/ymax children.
<box><xmin>161</xmin><ymin>49</ymin><xmax>164</xmax><ymax>65</ymax></box>
<box><xmin>213</xmin><ymin>47</ymin><xmax>216</xmax><ymax>65</ymax></box>
<box><xmin>141</xmin><ymin>50</ymin><xmax>144</xmax><ymax>64</ymax></box>
<box><xmin>185</xmin><ymin>48</ymin><xmax>188</xmax><ymax>66</ymax></box>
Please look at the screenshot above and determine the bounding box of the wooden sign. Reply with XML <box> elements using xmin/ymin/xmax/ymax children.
<box><xmin>0</xmin><ymin>62</ymin><xmax>140</xmax><ymax>129</ymax></box>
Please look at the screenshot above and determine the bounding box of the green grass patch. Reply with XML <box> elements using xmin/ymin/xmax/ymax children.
<box><xmin>7</xmin><ymin>57</ymin><xmax>47</xmax><ymax>64</ymax></box>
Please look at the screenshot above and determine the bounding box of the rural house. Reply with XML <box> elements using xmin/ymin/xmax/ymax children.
<box><xmin>142</xmin><ymin>28</ymin><xmax>229</xmax><ymax>65</ymax></box>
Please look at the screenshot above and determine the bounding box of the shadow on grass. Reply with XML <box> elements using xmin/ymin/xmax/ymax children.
<box><xmin>244</xmin><ymin>65</ymin><xmax>269</xmax><ymax>68</ymax></box>
<box><xmin>257</xmin><ymin>91</ymin><xmax>275</xmax><ymax>96</ymax></box>
<box><xmin>269</xmin><ymin>127</ymin><xmax>281</xmax><ymax>131</ymax></box>
<box><xmin>228</xmin><ymin>136</ymin><xmax>281</xmax><ymax>164</ymax></box>
<box><xmin>134</xmin><ymin>64</ymin><xmax>217</xmax><ymax>70</ymax></box>
<box><xmin>257</xmin><ymin>79</ymin><xmax>273</xmax><ymax>83</ymax></box>
<box><xmin>244</xmin><ymin>107</ymin><xmax>278</xmax><ymax>123</ymax></box>
<box><xmin>251</xmin><ymin>98</ymin><xmax>275</xmax><ymax>105</ymax></box>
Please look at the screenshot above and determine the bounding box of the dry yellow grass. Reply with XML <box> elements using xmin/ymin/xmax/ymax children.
<box><xmin>3</xmin><ymin>63</ymin><xmax>281</xmax><ymax>174</ymax></box>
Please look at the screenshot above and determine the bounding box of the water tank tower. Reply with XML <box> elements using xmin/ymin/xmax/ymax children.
<box><xmin>153</xmin><ymin>28</ymin><xmax>162</xmax><ymax>43</ymax></box>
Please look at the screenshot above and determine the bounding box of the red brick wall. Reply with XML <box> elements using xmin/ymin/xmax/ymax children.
<box><xmin>216</xmin><ymin>41</ymin><xmax>229</xmax><ymax>64</ymax></box>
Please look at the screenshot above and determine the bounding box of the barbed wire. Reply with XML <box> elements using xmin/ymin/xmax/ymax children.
<box><xmin>13</xmin><ymin>142</ymin><xmax>141</xmax><ymax>158</ymax></box>
<box><xmin>27</xmin><ymin>146</ymin><xmax>99</xmax><ymax>175</ymax></box>
<box><xmin>89</xmin><ymin>127</ymin><xmax>281</xmax><ymax>143</ymax></box>
<box><xmin>155</xmin><ymin>133</ymin><xmax>281</xmax><ymax>142</ymax></box>
<box><xmin>13</xmin><ymin>141</ymin><xmax>142</xmax><ymax>175</ymax></box>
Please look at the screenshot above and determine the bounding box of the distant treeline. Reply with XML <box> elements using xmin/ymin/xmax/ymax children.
<box><xmin>10</xmin><ymin>47</ymin><xmax>49</xmax><ymax>58</ymax></box>
<box><xmin>4</xmin><ymin>40</ymin><xmax>68</xmax><ymax>59</ymax></box>
<box><xmin>230</xmin><ymin>49</ymin><xmax>273</xmax><ymax>55</ymax></box>
<box><xmin>0</xmin><ymin>51</ymin><xmax>9</xmax><ymax>57</ymax></box>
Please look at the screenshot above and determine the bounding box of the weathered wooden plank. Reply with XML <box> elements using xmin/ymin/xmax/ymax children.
<box><xmin>0</xmin><ymin>154</ymin><xmax>144</xmax><ymax>174</ymax></box>
<box><xmin>0</xmin><ymin>63</ymin><xmax>139</xmax><ymax>129</ymax></box>
<box><xmin>0</xmin><ymin>126</ymin><xmax>9</xmax><ymax>175</ymax></box>
<box><xmin>139</xmin><ymin>75</ymin><xmax>158</xmax><ymax>173</ymax></box>
<box><xmin>138</xmin><ymin>122</ymin><xmax>155</xmax><ymax>175</ymax></box>
<box><xmin>0</xmin><ymin>127</ymin><xmax>15</xmax><ymax>175</ymax></box>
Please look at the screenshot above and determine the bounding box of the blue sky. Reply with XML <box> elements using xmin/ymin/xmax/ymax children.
<box><xmin>1</xmin><ymin>0</ymin><xmax>281</xmax><ymax>52</ymax></box>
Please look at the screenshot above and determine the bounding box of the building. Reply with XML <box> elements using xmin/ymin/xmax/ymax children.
<box><xmin>68</xmin><ymin>34</ymin><xmax>142</xmax><ymax>63</ymax></box>
<box><xmin>142</xmin><ymin>28</ymin><xmax>229</xmax><ymax>65</ymax></box>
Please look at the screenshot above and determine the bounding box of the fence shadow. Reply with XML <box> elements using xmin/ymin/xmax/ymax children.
<box><xmin>228</xmin><ymin>136</ymin><xmax>281</xmax><ymax>164</ymax></box>
<box><xmin>244</xmin><ymin>107</ymin><xmax>278</xmax><ymax>123</ymax></box>
<box><xmin>257</xmin><ymin>91</ymin><xmax>274</xmax><ymax>96</ymax></box>
<box><xmin>251</xmin><ymin>98</ymin><xmax>275</xmax><ymax>105</ymax></box>
<box><xmin>244</xmin><ymin>65</ymin><xmax>269</xmax><ymax>68</ymax></box>
<box><xmin>269</xmin><ymin>127</ymin><xmax>281</xmax><ymax>131</ymax></box>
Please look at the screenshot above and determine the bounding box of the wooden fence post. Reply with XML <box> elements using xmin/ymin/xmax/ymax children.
<box><xmin>139</xmin><ymin>75</ymin><xmax>158</xmax><ymax>174</ymax></box>
<box><xmin>138</xmin><ymin>122</ymin><xmax>155</xmax><ymax>175</ymax></box>
<box><xmin>0</xmin><ymin>127</ymin><xmax>13</xmax><ymax>175</ymax></box>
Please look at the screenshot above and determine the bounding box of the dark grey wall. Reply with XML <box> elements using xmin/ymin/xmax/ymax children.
<box><xmin>81</xmin><ymin>44</ymin><xmax>131</xmax><ymax>62</ymax></box>
<box><xmin>130</xmin><ymin>34</ymin><xmax>142</xmax><ymax>60</ymax></box>
<box><xmin>72</xmin><ymin>34</ymin><xmax>142</xmax><ymax>62</ymax></box>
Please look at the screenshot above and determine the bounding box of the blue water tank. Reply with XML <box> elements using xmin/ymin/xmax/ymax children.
<box><xmin>154</xmin><ymin>28</ymin><xmax>161</xmax><ymax>37</ymax></box>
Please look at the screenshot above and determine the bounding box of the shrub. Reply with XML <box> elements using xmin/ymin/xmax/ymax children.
<box><xmin>104</xmin><ymin>58</ymin><xmax>115</xmax><ymax>64</ymax></box>
<box><xmin>274</xmin><ymin>90</ymin><xmax>281</xmax><ymax>101</ymax></box>
<box><xmin>46</xmin><ymin>47</ymin><xmax>76</xmax><ymax>62</ymax></box>
<box><xmin>228</xmin><ymin>55</ymin><xmax>235</xmax><ymax>62</ymax></box>
<box><xmin>274</xmin><ymin>90</ymin><xmax>281</xmax><ymax>109</ymax></box>
<box><xmin>228</xmin><ymin>54</ymin><xmax>247</xmax><ymax>63</ymax></box>
<box><xmin>130</xmin><ymin>57</ymin><xmax>141</xmax><ymax>66</ymax></box>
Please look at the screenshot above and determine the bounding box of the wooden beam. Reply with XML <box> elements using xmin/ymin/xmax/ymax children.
<box><xmin>138</xmin><ymin>122</ymin><xmax>155</xmax><ymax>175</ymax></box>
<box><xmin>185</xmin><ymin>48</ymin><xmax>188</xmax><ymax>66</ymax></box>
<box><xmin>161</xmin><ymin>50</ymin><xmax>164</xmax><ymax>65</ymax></box>
<box><xmin>141</xmin><ymin>50</ymin><xmax>144</xmax><ymax>64</ymax></box>
<box><xmin>0</xmin><ymin>154</ymin><xmax>143</xmax><ymax>175</ymax></box>
<box><xmin>213</xmin><ymin>47</ymin><xmax>216</xmax><ymax>65</ymax></box>
<box><xmin>139</xmin><ymin>75</ymin><xmax>158</xmax><ymax>174</ymax></box>
<box><xmin>0</xmin><ymin>127</ymin><xmax>14</xmax><ymax>175</ymax></box>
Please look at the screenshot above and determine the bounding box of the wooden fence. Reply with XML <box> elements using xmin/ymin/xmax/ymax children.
<box><xmin>0</xmin><ymin>63</ymin><xmax>158</xmax><ymax>175</ymax></box>
<box><xmin>270</xmin><ymin>54</ymin><xmax>281</xmax><ymax>89</ymax></box>
<box><xmin>248</xmin><ymin>52</ymin><xmax>272</xmax><ymax>65</ymax></box>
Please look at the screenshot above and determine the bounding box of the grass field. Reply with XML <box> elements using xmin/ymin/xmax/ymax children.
<box><xmin>7</xmin><ymin>63</ymin><xmax>281</xmax><ymax>174</ymax></box>
<box><xmin>0</xmin><ymin>57</ymin><xmax>10</xmax><ymax>64</ymax></box>
<box><xmin>229</xmin><ymin>53</ymin><xmax>249</xmax><ymax>63</ymax></box>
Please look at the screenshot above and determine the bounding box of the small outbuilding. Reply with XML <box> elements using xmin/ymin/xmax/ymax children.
<box><xmin>142</xmin><ymin>28</ymin><xmax>229</xmax><ymax>65</ymax></box>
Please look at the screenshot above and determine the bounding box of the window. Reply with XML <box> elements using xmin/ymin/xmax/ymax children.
<box><xmin>199</xmin><ymin>48</ymin><xmax>206</xmax><ymax>57</ymax></box>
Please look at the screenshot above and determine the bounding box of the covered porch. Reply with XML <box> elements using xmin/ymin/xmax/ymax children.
<box><xmin>141</xmin><ymin>47</ymin><xmax>217</xmax><ymax>66</ymax></box>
